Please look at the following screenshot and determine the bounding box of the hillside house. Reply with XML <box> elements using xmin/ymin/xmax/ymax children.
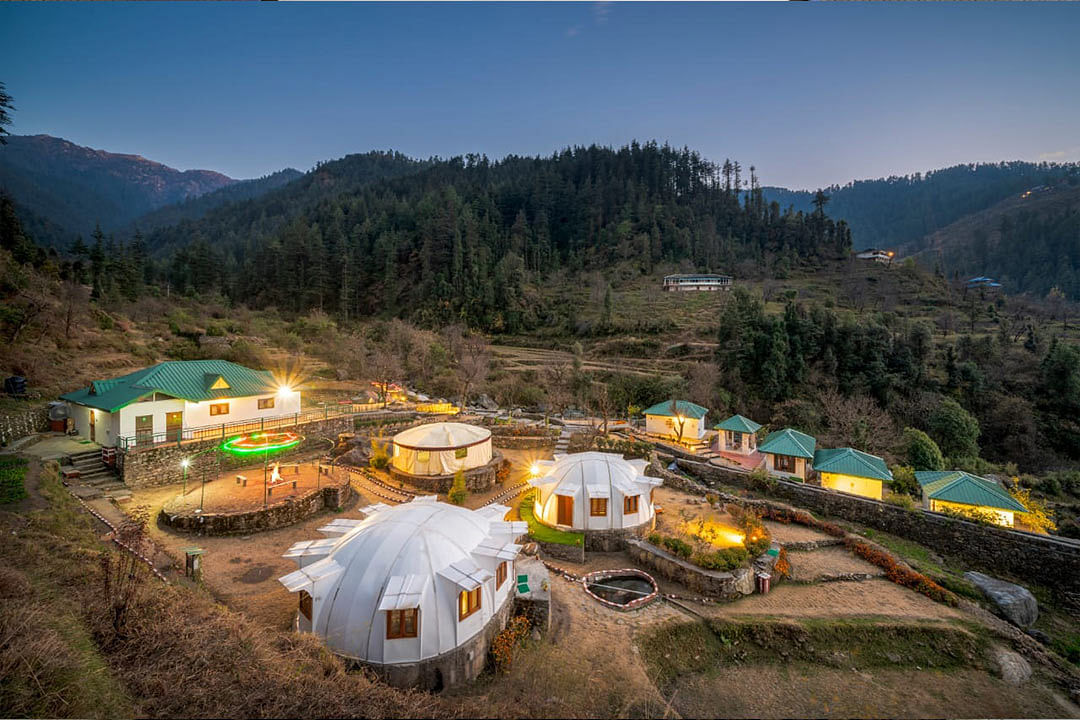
<box><xmin>813</xmin><ymin>447</ymin><xmax>893</xmax><ymax>500</ymax></box>
<box><xmin>758</xmin><ymin>428</ymin><xmax>816</xmax><ymax>480</ymax></box>
<box><xmin>915</xmin><ymin>470</ymin><xmax>1026</xmax><ymax>528</ymax></box>
<box><xmin>662</xmin><ymin>273</ymin><xmax>732</xmax><ymax>291</ymax></box>
<box><xmin>60</xmin><ymin>360</ymin><xmax>301</xmax><ymax>449</ymax></box>
<box><xmin>714</xmin><ymin>414</ymin><xmax>761</xmax><ymax>455</ymax></box>
<box><xmin>642</xmin><ymin>400</ymin><xmax>709</xmax><ymax>443</ymax></box>
<box><xmin>855</xmin><ymin>248</ymin><xmax>894</xmax><ymax>263</ymax></box>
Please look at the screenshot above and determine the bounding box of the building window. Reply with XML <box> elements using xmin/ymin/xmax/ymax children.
<box><xmin>386</xmin><ymin>608</ymin><xmax>419</xmax><ymax>639</ymax></box>
<box><xmin>210</xmin><ymin>403</ymin><xmax>229</xmax><ymax>417</ymax></box>
<box><xmin>624</xmin><ymin>495</ymin><xmax>639</xmax><ymax>514</ymax></box>
<box><xmin>496</xmin><ymin>561</ymin><xmax>507</xmax><ymax>589</ymax></box>
<box><xmin>590</xmin><ymin>498</ymin><xmax>608</xmax><ymax>516</ymax></box>
<box><xmin>417</xmin><ymin>450</ymin><xmax>430</xmax><ymax>463</ymax></box>
<box><xmin>454</xmin><ymin>447</ymin><xmax>468</xmax><ymax>459</ymax></box>
<box><xmin>458</xmin><ymin>587</ymin><xmax>481</xmax><ymax>620</ymax></box>
<box><xmin>258</xmin><ymin>397</ymin><xmax>275</xmax><ymax>410</ymax></box>
<box><xmin>299</xmin><ymin>590</ymin><xmax>313</xmax><ymax>621</ymax></box>
<box><xmin>774</xmin><ymin>454</ymin><xmax>795</xmax><ymax>473</ymax></box>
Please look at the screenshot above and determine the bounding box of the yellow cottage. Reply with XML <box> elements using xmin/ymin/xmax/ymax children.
<box><xmin>812</xmin><ymin>447</ymin><xmax>892</xmax><ymax>500</ymax></box>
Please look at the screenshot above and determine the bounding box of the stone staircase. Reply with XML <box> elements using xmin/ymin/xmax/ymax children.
<box><xmin>65</xmin><ymin>449</ymin><xmax>129</xmax><ymax>502</ymax></box>
<box><xmin>554</xmin><ymin>428</ymin><xmax>571</xmax><ymax>455</ymax></box>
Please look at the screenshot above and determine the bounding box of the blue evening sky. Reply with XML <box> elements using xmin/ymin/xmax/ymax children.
<box><xmin>1</xmin><ymin>2</ymin><xmax>1078</xmax><ymax>189</ymax></box>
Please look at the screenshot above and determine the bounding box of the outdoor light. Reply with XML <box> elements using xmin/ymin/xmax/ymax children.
<box><xmin>181</xmin><ymin>458</ymin><xmax>190</xmax><ymax>468</ymax></box>
<box><xmin>221</xmin><ymin>431</ymin><xmax>303</xmax><ymax>455</ymax></box>
<box><xmin>277</xmin><ymin>385</ymin><xmax>293</xmax><ymax>397</ymax></box>
<box><xmin>529</xmin><ymin>463</ymin><xmax>541</xmax><ymax>477</ymax></box>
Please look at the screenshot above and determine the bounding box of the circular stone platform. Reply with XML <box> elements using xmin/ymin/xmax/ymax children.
<box><xmin>388</xmin><ymin>452</ymin><xmax>505</xmax><ymax>493</ymax></box>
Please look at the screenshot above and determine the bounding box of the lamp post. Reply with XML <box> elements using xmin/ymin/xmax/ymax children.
<box><xmin>182</xmin><ymin>458</ymin><xmax>190</xmax><ymax>496</ymax></box>
<box><xmin>199</xmin><ymin>460</ymin><xmax>207</xmax><ymax>512</ymax></box>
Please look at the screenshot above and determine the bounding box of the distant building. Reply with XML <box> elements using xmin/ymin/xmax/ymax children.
<box><xmin>966</xmin><ymin>276</ymin><xmax>1003</xmax><ymax>291</ymax></box>
<box><xmin>855</xmin><ymin>248</ymin><xmax>895</xmax><ymax>263</ymax></box>
<box><xmin>662</xmin><ymin>274</ymin><xmax>732</xmax><ymax>292</ymax></box>
<box><xmin>642</xmin><ymin>400</ymin><xmax>709</xmax><ymax>443</ymax></box>
<box><xmin>758</xmin><ymin>428</ymin><xmax>816</xmax><ymax>481</ymax></box>
<box><xmin>915</xmin><ymin>470</ymin><xmax>1026</xmax><ymax>528</ymax></box>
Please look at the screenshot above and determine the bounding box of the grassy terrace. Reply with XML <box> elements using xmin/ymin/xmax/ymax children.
<box><xmin>0</xmin><ymin>456</ymin><xmax>28</xmax><ymax>504</ymax></box>
<box><xmin>519</xmin><ymin>494</ymin><xmax>583</xmax><ymax>547</ymax></box>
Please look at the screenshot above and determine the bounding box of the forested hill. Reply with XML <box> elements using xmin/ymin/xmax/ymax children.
<box><xmin>127</xmin><ymin>168</ymin><xmax>304</xmax><ymax>234</ymax></box>
<box><xmin>911</xmin><ymin>182</ymin><xmax>1080</xmax><ymax>300</ymax></box>
<box><xmin>0</xmin><ymin>134</ymin><xmax>235</xmax><ymax>244</ymax></box>
<box><xmin>764</xmin><ymin>161</ymin><xmax>1079</xmax><ymax>251</ymax></box>
<box><xmin>159</xmin><ymin>142</ymin><xmax>853</xmax><ymax>332</ymax></box>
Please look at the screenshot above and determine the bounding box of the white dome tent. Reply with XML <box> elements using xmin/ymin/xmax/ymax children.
<box><xmin>528</xmin><ymin>451</ymin><xmax>662</xmax><ymax>532</ymax></box>
<box><xmin>279</xmin><ymin>496</ymin><xmax>525</xmax><ymax>689</ymax></box>
<box><xmin>391</xmin><ymin>422</ymin><xmax>492</xmax><ymax>476</ymax></box>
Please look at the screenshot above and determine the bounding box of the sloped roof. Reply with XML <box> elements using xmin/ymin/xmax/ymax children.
<box><xmin>915</xmin><ymin>471</ymin><xmax>1027</xmax><ymax>513</ymax></box>
<box><xmin>642</xmin><ymin>400</ymin><xmax>708</xmax><ymax>420</ymax></box>
<box><xmin>813</xmin><ymin>448</ymin><xmax>892</xmax><ymax>482</ymax></box>
<box><xmin>60</xmin><ymin>360</ymin><xmax>278</xmax><ymax>412</ymax></box>
<box><xmin>758</xmin><ymin>428</ymin><xmax>816</xmax><ymax>459</ymax></box>
<box><xmin>715</xmin><ymin>414</ymin><xmax>762</xmax><ymax>433</ymax></box>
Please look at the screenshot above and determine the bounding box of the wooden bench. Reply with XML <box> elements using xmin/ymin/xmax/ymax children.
<box><xmin>235</xmin><ymin>474</ymin><xmax>247</xmax><ymax>487</ymax></box>
<box><xmin>266</xmin><ymin>479</ymin><xmax>298</xmax><ymax>497</ymax></box>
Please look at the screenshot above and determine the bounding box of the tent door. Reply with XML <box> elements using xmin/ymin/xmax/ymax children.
<box><xmin>557</xmin><ymin>495</ymin><xmax>573</xmax><ymax>526</ymax></box>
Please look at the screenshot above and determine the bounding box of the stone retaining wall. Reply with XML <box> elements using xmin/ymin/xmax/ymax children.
<box><xmin>672</xmin><ymin>456</ymin><xmax>1080</xmax><ymax>605</ymax></box>
<box><xmin>388</xmin><ymin>453</ymin><xmax>504</xmax><ymax>493</ymax></box>
<box><xmin>159</xmin><ymin>483</ymin><xmax>352</xmax><ymax>535</ymax></box>
<box><xmin>625</xmin><ymin>537</ymin><xmax>754</xmax><ymax>599</ymax></box>
<box><xmin>0</xmin><ymin>405</ymin><xmax>48</xmax><ymax>446</ymax></box>
<box><xmin>121</xmin><ymin>416</ymin><xmax>353</xmax><ymax>488</ymax></box>
<box><xmin>537</xmin><ymin>538</ymin><xmax>585</xmax><ymax>564</ymax></box>
<box><xmin>490</xmin><ymin>434</ymin><xmax>558</xmax><ymax>450</ymax></box>
<box><xmin>584</xmin><ymin>519</ymin><xmax>654</xmax><ymax>552</ymax></box>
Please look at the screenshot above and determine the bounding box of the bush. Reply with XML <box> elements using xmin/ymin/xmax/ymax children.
<box><xmin>748</xmin><ymin>467</ymin><xmax>775</xmax><ymax>492</ymax></box>
<box><xmin>901</xmin><ymin>427</ymin><xmax>945</xmax><ymax>471</ymax></box>
<box><xmin>691</xmin><ymin>546</ymin><xmax>749</xmax><ymax>571</ymax></box>
<box><xmin>928</xmin><ymin>398</ymin><xmax>980</xmax><ymax>460</ymax></box>
<box><xmin>491</xmin><ymin>615</ymin><xmax>531</xmax><ymax>673</ymax></box>
<box><xmin>889</xmin><ymin>464</ymin><xmax>920</xmax><ymax>497</ymax></box>
<box><xmin>369</xmin><ymin>438</ymin><xmax>390</xmax><ymax>470</ymax></box>
<box><xmin>0</xmin><ymin>457</ymin><xmax>28</xmax><ymax>504</ymax></box>
<box><xmin>884</xmin><ymin>493</ymin><xmax>917</xmax><ymax>511</ymax></box>
<box><xmin>447</xmin><ymin>470</ymin><xmax>469</xmax><ymax>506</ymax></box>
<box><xmin>844</xmin><ymin>537</ymin><xmax>959</xmax><ymax>607</ymax></box>
<box><xmin>661</xmin><ymin>536</ymin><xmax>694</xmax><ymax>559</ymax></box>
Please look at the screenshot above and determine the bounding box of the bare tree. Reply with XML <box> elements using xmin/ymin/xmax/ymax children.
<box><xmin>60</xmin><ymin>279</ymin><xmax>89</xmax><ymax>340</ymax></box>
<box><xmin>589</xmin><ymin>380</ymin><xmax>614</xmax><ymax>435</ymax></box>
<box><xmin>668</xmin><ymin>398</ymin><xmax>688</xmax><ymax>444</ymax></box>
<box><xmin>817</xmin><ymin>389</ymin><xmax>895</xmax><ymax>457</ymax></box>
<box><xmin>367</xmin><ymin>347</ymin><xmax>398</xmax><ymax>408</ymax></box>
<box><xmin>542</xmin><ymin>362</ymin><xmax>573</xmax><ymax>423</ymax></box>
<box><xmin>445</xmin><ymin>326</ymin><xmax>490</xmax><ymax>408</ymax></box>
<box><xmin>686</xmin><ymin>362</ymin><xmax>720</xmax><ymax>412</ymax></box>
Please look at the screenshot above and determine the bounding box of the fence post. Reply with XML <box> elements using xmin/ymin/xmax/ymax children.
<box><xmin>222</xmin><ymin>423</ymin><xmax>225</xmax><ymax>439</ymax></box>
<box><xmin>261</xmin><ymin>418</ymin><xmax>264</xmax><ymax>431</ymax></box>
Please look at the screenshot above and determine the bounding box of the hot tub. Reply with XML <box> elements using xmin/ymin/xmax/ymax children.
<box><xmin>582</xmin><ymin>568</ymin><xmax>659</xmax><ymax>611</ymax></box>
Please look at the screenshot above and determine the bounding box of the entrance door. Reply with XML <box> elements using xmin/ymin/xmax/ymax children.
<box><xmin>89</xmin><ymin>411</ymin><xmax>96</xmax><ymax>442</ymax></box>
<box><xmin>556</xmin><ymin>495</ymin><xmax>573</xmax><ymax>526</ymax></box>
<box><xmin>166</xmin><ymin>412</ymin><xmax>183</xmax><ymax>442</ymax></box>
<box><xmin>135</xmin><ymin>415</ymin><xmax>153</xmax><ymax>446</ymax></box>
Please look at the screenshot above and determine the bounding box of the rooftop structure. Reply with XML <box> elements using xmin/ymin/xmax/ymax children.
<box><xmin>915</xmin><ymin>470</ymin><xmax>1025</xmax><ymax>527</ymax></box>
<box><xmin>662</xmin><ymin>273</ymin><xmax>733</xmax><ymax>292</ymax></box>
<box><xmin>813</xmin><ymin>447</ymin><xmax>893</xmax><ymax>500</ymax></box>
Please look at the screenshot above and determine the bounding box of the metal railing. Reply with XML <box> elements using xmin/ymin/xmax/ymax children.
<box><xmin>118</xmin><ymin>405</ymin><xmax>365</xmax><ymax>451</ymax></box>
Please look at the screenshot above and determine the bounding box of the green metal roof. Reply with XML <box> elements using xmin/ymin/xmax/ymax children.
<box><xmin>813</xmin><ymin>448</ymin><xmax>892</xmax><ymax>482</ymax></box>
<box><xmin>714</xmin><ymin>414</ymin><xmax>762</xmax><ymax>433</ymax></box>
<box><xmin>60</xmin><ymin>360</ymin><xmax>278</xmax><ymax>412</ymax></box>
<box><xmin>915</xmin><ymin>471</ymin><xmax>1027</xmax><ymax>513</ymax></box>
<box><xmin>758</xmin><ymin>428</ymin><xmax>816</xmax><ymax>459</ymax></box>
<box><xmin>642</xmin><ymin>400</ymin><xmax>709</xmax><ymax>420</ymax></box>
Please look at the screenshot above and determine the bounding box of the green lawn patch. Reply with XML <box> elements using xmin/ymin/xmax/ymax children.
<box><xmin>519</xmin><ymin>494</ymin><xmax>583</xmax><ymax>547</ymax></box>
<box><xmin>0</xmin><ymin>456</ymin><xmax>29</xmax><ymax>504</ymax></box>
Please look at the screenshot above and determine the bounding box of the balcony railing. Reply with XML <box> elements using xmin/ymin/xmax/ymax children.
<box><xmin>117</xmin><ymin>405</ymin><xmax>371</xmax><ymax>451</ymax></box>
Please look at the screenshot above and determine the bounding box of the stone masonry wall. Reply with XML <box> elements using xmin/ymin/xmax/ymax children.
<box><xmin>160</xmin><ymin>483</ymin><xmax>352</xmax><ymax>535</ymax></box>
<box><xmin>0</xmin><ymin>405</ymin><xmax>48</xmax><ymax>446</ymax></box>
<box><xmin>584</xmin><ymin>519</ymin><xmax>654</xmax><ymax>552</ymax></box>
<box><xmin>388</xmin><ymin>454</ymin><xmax>504</xmax><ymax>493</ymax></box>
<box><xmin>490</xmin><ymin>434</ymin><xmax>558</xmax><ymax>451</ymax></box>
<box><xmin>671</xmin><ymin>456</ymin><xmax>1080</xmax><ymax>605</ymax></box>
<box><xmin>625</xmin><ymin>537</ymin><xmax>754</xmax><ymax>599</ymax></box>
<box><xmin>121</xmin><ymin>416</ymin><xmax>354</xmax><ymax>488</ymax></box>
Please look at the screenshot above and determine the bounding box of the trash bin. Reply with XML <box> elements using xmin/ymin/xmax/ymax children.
<box><xmin>755</xmin><ymin>571</ymin><xmax>772</xmax><ymax>594</ymax></box>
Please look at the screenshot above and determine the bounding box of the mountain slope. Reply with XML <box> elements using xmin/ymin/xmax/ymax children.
<box><xmin>127</xmin><ymin>168</ymin><xmax>303</xmax><ymax>234</ymax></box>
<box><xmin>0</xmin><ymin>134</ymin><xmax>235</xmax><ymax>244</ymax></box>
<box><xmin>909</xmin><ymin>180</ymin><xmax>1080</xmax><ymax>299</ymax></box>
<box><xmin>764</xmin><ymin>161</ymin><xmax>1079</xmax><ymax>251</ymax></box>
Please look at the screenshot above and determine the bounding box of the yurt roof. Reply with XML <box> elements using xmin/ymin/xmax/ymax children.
<box><xmin>529</xmin><ymin>451</ymin><xmax>659</xmax><ymax>497</ymax></box>
<box><xmin>392</xmin><ymin>422</ymin><xmax>492</xmax><ymax>450</ymax></box>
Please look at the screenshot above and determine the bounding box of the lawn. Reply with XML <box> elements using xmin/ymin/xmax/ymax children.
<box><xmin>0</xmin><ymin>456</ymin><xmax>28</xmax><ymax>504</ymax></box>
<box><xmin>518</xmin><ymin>494</ymin><xmax>583</xmax><ymax>546</ymax></box>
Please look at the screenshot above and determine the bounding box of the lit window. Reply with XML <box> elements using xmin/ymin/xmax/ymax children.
<box><xmin>454</xmin><ymin>447</ymin><xmax>468</xmax><ymax>460</ymax></box>
<box><xmin>458</xmin><ymin>587</ymin><xmax>481</xmax><ymax>620</ymax></box>
<box><xmin>590</xmin><ymin>498</ymin><xmax>607</xmax><ymax>516</ymax></box>
<box><xmin>624</xmin><ymin>495</ymin><xmax>639</xmax><ymax>514</ymax></box>
<box><xmin>210</xmin><ymin>403</ymin><xmax>229</xmax><ymax>417</ymax></box>
<box><xmin>386</xmin><ymin>608</ymin><xmax>419</xmax><ymax>639</ymax></box>
<box><xmin>258</xmin><ymin>397</ymin><xmax>275</xmax><ymax>410</ymax></box>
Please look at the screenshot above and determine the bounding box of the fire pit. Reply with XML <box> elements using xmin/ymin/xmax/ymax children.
<box><xmin>582</xmin><ymin>568</ymin><xmax>659</xmax><ymax>610</ymax></box>
<box><xmin>221</xmin><ymin>431</ymin><xmax>303</xmax><ymax>455</ymax></box>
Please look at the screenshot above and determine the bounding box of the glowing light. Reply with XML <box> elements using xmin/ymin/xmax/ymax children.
<box><xmin>277</xmin><ymin>385</ymin><xmax>293</xmax><ymax>397</ymax></box>
<box><xmin>221</xmin><ymin>431</ymin><xmax>303</xmax><ymax>455</ymax></box>
<box><xmin>681</xmin><ymin>517</ymin><xmax>746</xmax><ymax>548</ymax></box>
<box><xmin>529</xmin><ymin>463</ymin><xmax>541</xmax><ymax>477</ymax></box>
<box><xmin>181</xmin><ymin>459</ymin><xmax>190</xmax><ymax>468</ymax></box>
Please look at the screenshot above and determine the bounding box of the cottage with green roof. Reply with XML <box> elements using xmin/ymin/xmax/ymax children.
<box><xmin>60</xmin><ymin>360</ymin><xmax>300</xmax><ymax>448</ymax></box>
<box><xmin>642</xmin><ymin>400</ymin><xmax>708</xmax><ymax>444</ymax></box>
<box><xmin>813</xmin><ymin>447</ymin><xmax>893</xmax><ymax>500</ymax></box>
<box><xmin>714</xmin><ymin>414</ymin><xmax>761</xmax><ymax>456</ymax></box>
<box><xmin>915</xmin><ymin>470</ymin><xmax>1027</xmax><ymax>528</ymax></box>
<box><xmin>758</xmin><ymin>427</ymin><xmax>816</xmax><ymax>480</ymax></box>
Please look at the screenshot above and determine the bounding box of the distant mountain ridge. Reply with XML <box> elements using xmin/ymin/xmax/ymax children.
<box><xmin>0</xmin><ymin>134</ymin><xmax>237</xmax><ymax>244</ymax></box>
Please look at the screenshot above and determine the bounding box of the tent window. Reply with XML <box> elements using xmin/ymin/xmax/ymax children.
<box><xmin>299</xmin><ymin>590</ymin><xmax>313</xmax><ymax>621</ymax></box>
<box><xmin>210</xmin><ymin>403</ymin><xmax>229</xmax><ymax>417</ymax></box>
<box><xmin>454</xmin><ymin>447</ymin><xmax>468</xmax><ymax>459</ymax></box>
<box><xmin>774</xmin><ymin>454</ymin><xmax>795</xmax><ymax>472</ymax></box>
<box><xmin>624</xmin><ymin>495</ymin><xmax>639</xmax><ymax>514</ymax></box>
<box><xmin>258</xmin><ymin>397</ymin><xmax>275</xmax><ymax>410</ymax></box>
<box><xmin>458</xmin><ymin>587</ymin><xmax>481</xmax><ymax>621</ymax></box>
<box><xmin>590</xmin><ymin>498</ymin><xmax>607</xmax><ymax>517</ymax></box>
<box><xmin>496</xmin><ymin>561</ymin><xmax>507</xmax><ymax>589</ymax></box>
<box><xmin>417</xmin><ymin>450</ymin><xmax>430</xmax><ymax>463</ymax></box>
<box><xmin>386</xmin><ymin>608</ymin><xmax>419</xmax><ymax>639</ymax></box>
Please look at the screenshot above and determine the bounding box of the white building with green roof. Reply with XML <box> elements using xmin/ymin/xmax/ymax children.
<box><xmin>813</xmin><ymin>447</ymin><xmax>892</xmax><ymax>500</ymax></box>
<box><xmin>915</xmin><ymin>470</ymin><xmax>1027</xmax><ymax>528</ymax></box>
<box><xmin>60</xmin><ymin>360</ymin><xmax>300</xmax><ymax>448</ymax></box>
<box><xmin>758</xmin><ymin>427</ymin><xmax>816</xmax><ymax>480</ymax></box>
<box><xmin>641</xmin><ymin>400</ymin><xmax>709</xmax><ymax>443</ymax></box>
<box><xmin>714</xmin><ymin>414</ymin><xmax>762</xmax><ymax>456</ymax></box>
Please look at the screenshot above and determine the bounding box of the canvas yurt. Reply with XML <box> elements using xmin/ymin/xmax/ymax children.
<box><xmin>279</xmin><ymin>496</ymin><xmax>526</xmax><ymax>689</ymax></box>
<box><xmin>391</xmin><ymin>422</ymin><xmax>492</xmax><ymax>476</ymax></box>
<box><xmin>528</xmin><ymin>452</ymin><xmax>662</xmax><ymax>539</ymax></box>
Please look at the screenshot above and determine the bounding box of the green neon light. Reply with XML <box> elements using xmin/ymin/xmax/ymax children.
<box><xmin>220</xmin><ymin>432</ymin><xmax>303</xmax><ymax>455</ymax></box>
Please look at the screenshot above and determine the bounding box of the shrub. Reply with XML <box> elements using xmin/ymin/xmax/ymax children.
<box><xmin>748</xmin><ymin>467</ymin><xmax>775</xmax><ymax>492</ymax></box>
<box><xmin>844</xmin><ymin>537</ymin><xmax>959</xmax><ymax>607</ymax></box>
<box><xmin>691</xmin><ymin>546</ymin><xmax>749</xmax><ymax>571</ymax></box>
<box><xmin>661</xmin><ymin>536</ymin><xmax>694</xmax><ymax>559</ymax></box>
<box><xmin>739</xmin><ymin>510</ymin><xmax>771</xmax><ymax>556</ymax></box>
<box><xmin>889</xmin><ymin>464</ymin><xmax>920</xmax><ymax>497</ymax></box>
<box><xmin>773</xmin><ymin>547</ymin><xmax>791</xmax><ymax>578</ymax></box>
<box><xmin>901</xmin><ymin>427</ymin><xmax>945</xmax><ymax>471</ymax></box>
<box><xmin>646</xmin><ymin>532</ymin><xmax>662</xmax><ymax>546</ymax></box>
<box><xmin>491</xmin><ymin>615</ymin><xmax>531</xmax><ymax>673</ymax></box>
<box><xmin>447</xmin><ymin>470</ymin><xmax>469</xmax><ymax>506</ymax></box>
<box><xmin>884</xmin><ymin>493</ymin><xmax>917</xmax><ymax>511</ymax></box>
<box><xmin>928</xmin><ymin>398</ymin><xmax>981</xmax><ymax>460</ymax></box>
<box><xmin>369</xmin><ymin>437</ymin><xmax>390</xmax><ymax>470</ymax></box>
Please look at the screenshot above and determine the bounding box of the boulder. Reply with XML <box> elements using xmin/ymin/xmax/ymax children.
<box><xmin>964</xmin><ymin>571</ymin><xmax>1039</xmax><ymax>627</ymax></box>
<box><xmin>476</xmin><ymin>394</ymin><xmax>499</xmax><ymax>411</ymax></box>
<box><xmin>990</xmin><ymin>646</ymin><xmax>1032</xmax><ymax>686</ymax></box>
